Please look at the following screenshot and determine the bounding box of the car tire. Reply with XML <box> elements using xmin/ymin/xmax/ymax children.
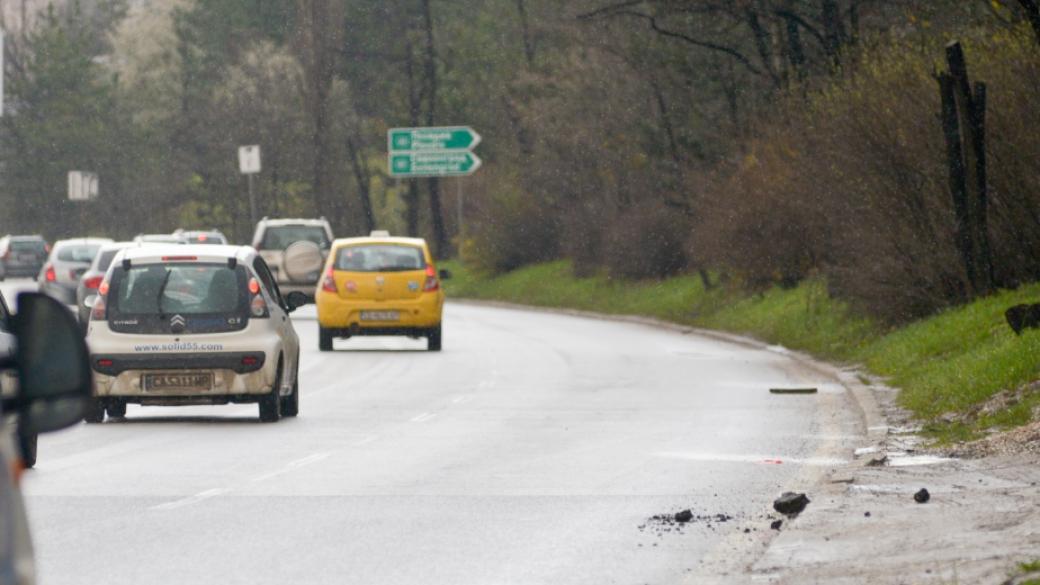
<box><xmin>18</xmin><ymin>433</ymin><xmax>38</xmax><ymax>469</ymax></box>
<box><xmin>259</xmin><ymin>363</ymin><xmax>283</xmax><ymax>423</ymax></box>
<box><xmin>83</xmin><ymin>399</ymin><xmax>106</xmax><ymax>423</ymax></box>
<box><xmin>280</xmin><ymin>376</ymin><xmax>299</xmax><ymax>417</ymax></box>
<box><xmin>106</xmin><ymin>401</ymin><xmax>126</xmax><ymax>419</ymax></box>
<box><xmin>319</xmin><ymin>327</ymin><xmax>333</xmax><ymax>352</ymax></box>
<box><xmin>427</xmin><ymin>324</ymin><xmax>442</xmax><ymax>352</ymax></box>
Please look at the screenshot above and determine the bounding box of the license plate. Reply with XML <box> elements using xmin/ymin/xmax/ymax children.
<box><xmin>360</xmin><ymin>310</ymin><xmax>400</xmax><ymax>321</ymax></box>
<box><xmin>142</xmin><ymin>372</ymin><xmax>213</xmax><ymax>392</ymax></box>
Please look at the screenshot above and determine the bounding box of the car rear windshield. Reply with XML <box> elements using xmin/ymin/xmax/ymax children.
<box><xmin>335</xmin><ymin>245</ymin><xmax>426</xmax><ymax>272</ymax></box>
<box><xmin>95</xmin><ymin>249</ymin><xmax>124</xmax><ymax>272</ymax></box>
<box><xmin>260</xmin><ymin>226</ymin><xmax>329</xmax><ymax>250</ymax></box>
<box><xmin>56</xmin><ymin>244</ymin><xmax>102</xmax><ymax>263</ymax></box>
<box><xmin>10</xmin><ymin>240</ymin><xmax>46</xmax><ymax>253</ymax></box>
<box><xmin>106</xmin><ymin>263</ymin><xmax>249</xmax><ymax>334</ymax></box>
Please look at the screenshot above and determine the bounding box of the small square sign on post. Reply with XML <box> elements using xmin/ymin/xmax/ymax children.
<box><xmin>68</xmin><ymin>171</ymin><xmax>98</xmax><ymax>202</ymax></box>
<box><xmin>238</xmin><ymin>145</ymin><xmax>261</xmax><ymax>174</ymax></box>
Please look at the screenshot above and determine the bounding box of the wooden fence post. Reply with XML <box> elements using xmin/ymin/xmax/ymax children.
<box><xmin>940</xmin><ymin>41</ymin><xmax>994</xmax><ymax>296</ymax></box>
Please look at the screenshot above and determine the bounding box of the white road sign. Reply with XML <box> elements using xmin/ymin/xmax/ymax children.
<box><xmin>238</xmin><ymin>145</ymin><xmax>261</xmax><ymax>174</ymax></box>
<box><xmin>68</xmin><ymin>171</ymin><xmax>98</xmax><ymax>201</ymax></box>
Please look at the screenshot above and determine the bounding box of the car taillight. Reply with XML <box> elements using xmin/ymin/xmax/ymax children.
<box><xmin>96</xmin><ymin>358</ymin><xmax>113</xmax><ymax>368</ymax></box>
<box><xmin>321</xmin><ymin>266</ymin><xmax>338</xmax><ymax>293</ymax></box>
<box><xmin>423</xmin><ymin>265</ymin><xmax>439</xmax><ymax>292</ymax></box>
<box><xmin>241</xmin><ymin>356</ymin><xmax>259</xmax><ymax>366</ymax></box>
<box><xmin>83</xmin><ymin>275</ymin><xmax>103</xmax><ymax>290</ymax></box>
<box><xmin>91</xmin><ymin>295</ymin><xmax>107</xmax><ymax>321</ymax></box>
<box><xmin>44</xmin><ymin>265</ymin><xmax>56</xmax><ymax>282</ymax></box>
<box><xmin>91</xmin><ymin>280</ymin><xmax>109</xmax><ymax>321</ymax></box>
<box><xmin>250</xmin><ymin>294</ymin><xmax>268</xmax><ymax>318</ymax></box>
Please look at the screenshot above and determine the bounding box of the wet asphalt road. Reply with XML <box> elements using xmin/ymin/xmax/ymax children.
<box><xmin>6</xmin><ymin>280</ymin><xmax>864</xmax><ymax>584</ymax></box>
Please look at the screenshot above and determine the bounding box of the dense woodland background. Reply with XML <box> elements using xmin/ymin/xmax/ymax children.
<box><xmin>1</xmin><ymin>0</ymin><xmax>1039</xmax><ymax>322</ymax></box>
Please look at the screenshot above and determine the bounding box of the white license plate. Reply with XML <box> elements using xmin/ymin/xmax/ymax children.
<box><xmin>360</xmin><ymin>310</ymin><xmax>400</xmax><ymax>321</ymax></box>
<box><xmin>142</xmin><ymin>372</ymin><xmax>213</xmax><ymax>392</ymax></box>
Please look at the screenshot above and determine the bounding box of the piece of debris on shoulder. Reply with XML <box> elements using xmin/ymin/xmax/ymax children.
<box><xmin>770</xmin><ymin>519</ymin><xmax>783</xmax><ymax>530</ymax></box>
<box><xmin>769</xmin><ymin>387</ymin><xmax>818</xmax><ymax>395</ymax></box>
<box><xmin>674</xmin><ymin>509</ymin><xmax>693</xmax><ymax>523</ymax></box>
<box><xmin>773</xmin><ymin>492</ymin><xmax>810</xmax><ymax>516</ymax></box>
<box><xmin>866</xmin><ymin>455</ymin><xmax>888</xmax><ymax>467</ymax></box>
<box><xmin>914</xmin><ymin>488</ymin><xmax>930</xmax><ymax>503</ymax></box>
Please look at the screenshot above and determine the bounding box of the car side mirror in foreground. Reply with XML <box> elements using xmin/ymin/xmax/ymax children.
<box><xmin>9</xmin><ymin>293</ymin><xmax>92</xmax><ymax>433</ymax></box>
<box><xmin>438</xmin><ymin>269</ymin><xmax>452</xmax><ymax>280</ymax></box>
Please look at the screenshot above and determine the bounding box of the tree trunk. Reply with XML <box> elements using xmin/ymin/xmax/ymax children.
<box><xmin>346</xmin><ymin>135</ymin><xmax>376</xmax><ymax>233</ymax></box>
<box><xmin>516</xmin><ymin>0</ymin><xmax>535</xmax><ymax>67</ymax></box>
<box><xmin>421</xmin><ymin>0</ymin><xmax>448</xmax><ymax>258</ymax></box>
<box><xmin>404</xmin><ymin>35</ymin><xmax>421</xmax><ymax>237</ymax></box>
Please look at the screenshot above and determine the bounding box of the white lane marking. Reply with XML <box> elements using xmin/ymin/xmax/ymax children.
<box><xmin>656</xmin><ymin>451</ymin><xmax>848</xmax><ymax>467</ymax></box>
<box><xmin>150</xmin><ymin>488</ymin><xmax>229</xmax><ymax>511</ymax></box>
<box><xmin>452</xmin><ymin>395</ymin><xmax>472</xmax><ymax>404</ymax></box>
<box><xmin>249</xmin><ymin>452</ymin><xmax>331</xmax><ymax>483</ymax></box>
<box><xmin>353</xmin><ymin>435</ymin><xmax>378</xmax><ymax>446</ymax></box>
<box><xmin>410</xmin><ymin>412</ymin><xmax>436</xmax><ymax>423</ymax></box>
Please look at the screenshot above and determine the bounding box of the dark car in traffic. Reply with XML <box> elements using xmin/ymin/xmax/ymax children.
<box><xmin>0</xmin><ymin>235</ymin><xmax>48</xmax><ymax>280</ymax></box>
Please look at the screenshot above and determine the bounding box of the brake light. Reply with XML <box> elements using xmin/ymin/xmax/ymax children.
<box><xmin>241</xmin><ymin>356</ymin><xmax>259</xmax><ymax>366</ymax></box>
<box><xmin>83</xmin><ymin>275</ymin><xmax>103</xmax><ymax>290</ymax></box>
<box><xmin>423</xmin><ymin>264</ymin><xmax>439</xmax><ymax>292</ymax></box>
<box><xmin>321</xmin><ymin>266</ymin><xmax>338</xmax><ymax>293</ymax></box>
<box><xmin>98</xmin><ymin>281</ymin><xmax>109</xmax><ymax>296</ymax></box>
<box><xmin>44</xmin><ymin>265</ymin><xmax>56</xmax><ymax>282</ymax></box>
<box><xmin>161</xmin><ymin>256</ymin><xmax>198</xmax><ymax>262</ymax></box>
<box><xmin>249</xmin><ymin>278</ymin><xmax>261</xmax><ymax>295</ymax></box>
<box><xmin>96</xmin><ymin>358</ymin><xmax>113</xmax><ymax>368</ymax></box>
<box><xmin>197</xmin><ymin>234</ymin><xmax>208</xmax><ymax>242</ymax></box>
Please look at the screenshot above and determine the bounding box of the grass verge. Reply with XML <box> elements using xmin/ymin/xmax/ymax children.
<box><xmin>443</xmin><ymin>260</ymin><xmax>1040</xmax><ymax>441</ymax></box>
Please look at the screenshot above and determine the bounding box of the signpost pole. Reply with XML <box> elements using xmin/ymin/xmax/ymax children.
<box><xmin>247</xmin><ymin>173</ymin><xmax>257</xmax><ymax>228</ymax></box>
<box><xmin>456</xmin><ymin>177</ymin><xmax>463</xmax><ymax>241</ymax></box>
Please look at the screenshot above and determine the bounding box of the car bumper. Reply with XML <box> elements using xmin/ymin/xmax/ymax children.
<box><xmin>1</xmin><ymin>264</ymin><xmax>41</xmax><ymax>278</ymax></box>
<box><xmin>316</xmin><ymin>293</ymin><xmax>443</xmax><ymax>330</ymax></box>
<box><xmin>91</xmin><ymin>352</ymin><xmax>275</xmax><ymax>399</ymax></box>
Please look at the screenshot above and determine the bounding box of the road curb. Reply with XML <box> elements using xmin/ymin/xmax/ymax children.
<box><xmin>451</xmin><ymin>298</ymin><xmax>890</xmax><ymax>447</ymax></box>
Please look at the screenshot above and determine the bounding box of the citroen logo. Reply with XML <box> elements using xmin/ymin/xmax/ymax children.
<box><xmin>170</xmin><ymin>314</ymin><xmax>186</xmax><ymax>333</ymax></box>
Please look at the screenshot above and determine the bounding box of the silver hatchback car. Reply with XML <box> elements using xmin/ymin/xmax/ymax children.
<box><xmin>38</xmin><ymin>238</ymin><xmax>112</xmax><ymax>306</ymax></box>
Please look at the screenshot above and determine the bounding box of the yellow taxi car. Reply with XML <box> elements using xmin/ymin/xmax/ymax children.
<box><xmin>315</xmin><ymin>232</ymin><xmax>448</xmax><ymax>351</ymax></box>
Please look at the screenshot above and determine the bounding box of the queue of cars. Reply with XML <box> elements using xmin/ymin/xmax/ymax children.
<box><xmin>0</xmin><ymin>221</ymin><xmax>449</xmax><ymax>582</ymax></box>
<box><xmin>1</xmin><ymin>221</ymin><xmax>447</xmax><ymax>424</ymax></box>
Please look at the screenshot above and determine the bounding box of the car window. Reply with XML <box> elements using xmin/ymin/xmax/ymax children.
<box><xmin>252</xmin><ymin>257</ymin><xmax>284</xmax><ymax>307</ymax></box>
<box><xmin>335</xmin><ymin>245</ymin><xmax>426</xmax><ymax>272</ymax></box>
<box><xmin>113</xmin><ymin>264</ymin><xmax>246</xmax><ymax>315</ymax></box>
<box><xmin>260</xmin><ymin>226</ymin><xmax>329</xmax><ymax>251</ymax></box>
<box><xmin>95</xmin><ymin>249</ymin><xmax>122</xmax><ymax>272</ymax></box>
<box><xmin>56</xmin><ymin>244</ymin><xmax>102</xmax><ymax>263</ymax></box>
<box><xmin>10</xmin><ymin>240</ymin><xmax>46</xmax><ymax>254</ymax></box>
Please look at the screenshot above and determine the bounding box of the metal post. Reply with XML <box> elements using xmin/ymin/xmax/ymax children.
<box><xmin>247</xmin><ymin>173</ymin><xmax>257</xmax><ymax>227</ymax></box>
<box><xmin>456</xmin><ymin>177</ymin><xmax>463</xmax><ymax>241</ymax></box>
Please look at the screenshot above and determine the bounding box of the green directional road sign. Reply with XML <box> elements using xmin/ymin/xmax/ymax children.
<box><xmin>388</xmin><ymin>126</ymin><xmax>481</xmax><ymax>153</ymax></box>
<box><xmin>389</xmin><ymin>151</ymin><xmax>482</xmax><ymax>178</ymax></box>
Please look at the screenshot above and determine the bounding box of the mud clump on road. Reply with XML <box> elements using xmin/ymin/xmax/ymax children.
<box><xmin>639</xmin><ymin>510</ymin><xmax>738</xmax><ymax>537</ymax></box>
<box><xmin>770</xmin><ymin>519</ymin><xmax>783</xmax><ymax>530</ymax></box>
<box><xmin>772</xmin><ymin>492</ymin><xmax>810</xmax><ymax>517</ymax></box>
<box><xmin>913</xmin><ymin>488</ymin><xmax>930</xmax><ymax>503</ymax></box>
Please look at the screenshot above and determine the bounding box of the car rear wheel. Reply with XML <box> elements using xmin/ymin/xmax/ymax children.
<box><xmin>83</xmin><ymin>399</ymin><xmax>106</xmax><ymax>423</ymax></box>
<box><xmin>427</xmin><ymin>324</ymin><xmax>442</xmax><ymax>352</ymax></box>
<box><xmin>319</xmin><ymin>327</ymin><xmax>333</xmax><ymax>352</ymax></box>
<box><xmin>280</xmin><ymin>377</ymin><xmax>299</xmax><ymax>417</ymax></box>
<box><xmin>106</xmin><ymin>401</ymin><xmax>126</xmax><ymax>418</ymax></box>
<box><xmin>259</xmin><ymin>363</ymin><xmax>283</xmax><ymax>423</ymax></box>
